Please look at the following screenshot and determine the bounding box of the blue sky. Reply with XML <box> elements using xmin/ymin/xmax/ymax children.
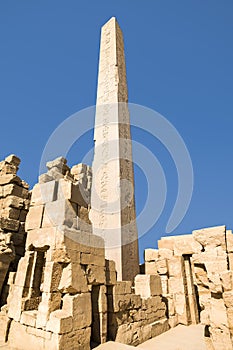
<box><xmin>1</xmin><ymin>1</ymin><xmax>233</xmax><ymax>261</ymax></box>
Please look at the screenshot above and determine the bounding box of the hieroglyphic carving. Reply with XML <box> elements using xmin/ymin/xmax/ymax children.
<box><xmin>90</xmin><ymin>17</ymin><xmax>139</xmax><ymax>281</ymax></box>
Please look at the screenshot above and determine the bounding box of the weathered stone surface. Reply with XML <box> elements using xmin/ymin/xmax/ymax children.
<box><xmin>193</xmin><ymin>225</ymin><xmax>226</xmax><ymax>250</ymax></box>
<box><xmin>135</xmin><ymin>274</ymin><xmax>162</xmax><ymax>299</ymax></box>
<box><xmin>89</xmin><ymin>17</ymin><xmax>139</xmax><ymax>282</ymax></box>
<box><xmin>25</xmin><ymin>204</ymin><xmax>44</xmax><ymax>231</ymax></box>
<box><xmin>42</xmin><ymin>200</ymin><xmax>77</xmax><ymax>228</ymax></box>
<box><xmin>144</xmin><ymin>249</ymin><xmax>159</xmax><ymax>262</ymax></box>
<box><xmin>59</xmin><ymin>262</ymin><xmax>88</xmax><ymax>293</ymax></box>
<box><xmin>63</xmin><ymin>292</ymin><xmax>92</xmax><ymax>330</ymax></box>
<box><xmin>31</xmin><ymin>181</ymin><xmax>57</xmax><ymax>205</ymax></box>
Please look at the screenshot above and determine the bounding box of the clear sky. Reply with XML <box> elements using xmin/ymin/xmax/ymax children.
<box><xmin>1</xmin><ymin>1</ymin><xmax>233</xmax><ymax>262</ymax></box>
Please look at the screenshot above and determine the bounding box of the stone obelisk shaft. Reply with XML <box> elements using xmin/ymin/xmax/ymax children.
<box><xmin>90</xmin><ymin>17</ymin><xmax>139</xmax><ymax>281</ymax></box>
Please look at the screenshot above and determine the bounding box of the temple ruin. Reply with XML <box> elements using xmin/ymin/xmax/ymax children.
<box><xmin>0</xmin><ymin>17</ymin><xmax>233</xmax><ymax>350</ymax></box>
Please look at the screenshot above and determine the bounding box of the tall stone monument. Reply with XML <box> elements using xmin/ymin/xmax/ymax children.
<box><xmin>89</xmin><ymin>17</ymin><xmax>139</xmax><ymax>281</ymax></box>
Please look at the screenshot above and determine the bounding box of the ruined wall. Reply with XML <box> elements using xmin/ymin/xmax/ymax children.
<box><xmin>0</xmin><ymin>155</ymin><xmax>30</xmax><ymax>304</ymax></box>
<box><xmin>0</xmin><ymin>157</ymin><xmax>170</xmax><ymax>350</ymax></box>
<box><xmin>145</xmin><ymin>225</ymin><xmax>233</xmax><ymax>350</ymax></box>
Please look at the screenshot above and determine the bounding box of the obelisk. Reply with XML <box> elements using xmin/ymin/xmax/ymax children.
<box><xmin>89</xmin><ymin>17</ymin><xmax>139</xmax><ymax>281</ymax></box>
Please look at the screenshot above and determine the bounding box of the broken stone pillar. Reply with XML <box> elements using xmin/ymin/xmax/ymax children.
<box><xmin>89</xmin><ymin>17</ymin><xmax>139</xmax><ymax>282</ymax></box>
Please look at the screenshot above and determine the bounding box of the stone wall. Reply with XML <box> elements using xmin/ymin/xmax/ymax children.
<box><xmin>0</xmin><ymin>155</ymin><xmax>30</xmax><ymax>304</ymax></box>
<box><xmin>145</xmin><ymin>225</ymin><xmax>233</xmax><ymax>350</ymax></box>
<box><xmin>0</xmin><ymin>157</ymin><xmax>170</xmax><ymax>350</ymax></box>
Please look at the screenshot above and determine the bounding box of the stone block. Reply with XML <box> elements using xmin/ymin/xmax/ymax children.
<box><xmin>144</xmin><ymin>248</ymin><xmax>158</xmax><ymax>262</ymax></box>
<box><xmin>168</xmin><ymin>276</ymin><xmax>185</xmax><ymax>294</ymax></box>
<box><xmin>0</xmin><ymin>217</ymin><xmax>20</xmax><ymax>231</ymax></box>
<box><xmin>31</xmin><ymin>181</ymin><xmax>57</xmax><ymax>205</ymax></box>
<box><xmin>151</xmin><ymin>318</ymin><xmax>169</xmax><ymax>337</ymax></box>
<box><xmin>158</xmin><ymin>237</ymin><xmax>174</xmax><ymax>250</ymax></box>
<box><xmin>86</xmin><ymin>264</ymin><xmax>106</xmax><ymax>285</ymax></box>
<box><xmin>3</xmin><ymin>184</ymin><xmax>28</xmax><ymax>198</ymax></box>
<box><xmin>113</xmin><ymin>281</ymin><xmax>132</xmax><ymax>295</ymax></box>
<box><xmin>221</xmin><ymin>271</ymin><xmax>233</xmax><ymax>291</ymax></box>
<box><xmin>59</xmin><ymin>262</ymin><xmax>88</xmax><ymax>293</ymax></box>
<box><xmin>168</xmin><ymin>256</ymin><xmax>183</xmax><ymax>277</ymax></box>
<box><xmin>25</xmin><ymin>204</ymin><xmax>44</xmax><ymax>231</ymax></box>
<box><xmin>173</xmin><ymin>234</ymin><xmax>202</xmax><ymax>256</ymax></box>
<box><xmin>8</xmin><ymin>321</ymin><xmax>46</xmax><ymax>350</ymax></box>
<box><xmin>42</xmin><ymin>200</ymin><xmax>77</xmax><ymax>228</ymax></box>
<box><xmin>223</xmin><ymin>291</ymin><xmax>233</xmax><ymax>308</ymax></box>
<box><xmin>5</xmin><ymin>154</ymin><xmax>20</xmax><ymax>166</ymax></box>
<box><xmin>193</xmin><ymin>225</ymin><xmax>226</xmax><ymax>250</ymax></box>
<box><xmin>26</xmin><ymin>227</ymin><xmax>57</xmax><ymax>250</ymax></box>
<box><xmin>226</xmin><ymin>230</ymin><xmax>233</xmax><ymax>253</ymax></box>
<box><xmin>2</xmin><ymin>195</ymin><xmax>24</xmax><ymax>209</ymax></box>
<box><xmin>20</xmin><ymin>310</ymin><xmax>37</xmax><ymax>327</ymax></box>
<box><xmin>63</xmin><ymin>292</ymin><xmax>92</xmax><ymax>330</ymax></box>
<box><xmin>53</xmin><ymin>327</ymin><xmax>91</xmax><ymax>350</ymax></box>
<box><xmin>57</xmin><ymin>178</ymin><xmax>88</xmax><ymax>207</ymax></box>
<box><xmin>158</xmin><ymin>248</ymin><xmax>174</xmax><ymax>259</ymax></box>
<box><xmin>46</xmin><ymin>310</ymin><xmax>73</xmax><ymax>334</ymax></box>
<box><xmin>36</xmin><ymin>292</ymin><xmax>62</xmax><ymax>328</ymax></box>
<box><xmin>209</xmin><ymin>297</ymin><xmax>228</xmax><ymax>327</ymax></box>
<box><xmin>145</xmin><ymin>261</ymin><xmax>157</xmax><ymax>275</ymax></box>
<box><xmin>42</xmin><ymin>262</ymin><xmax>63</xmax><ymax>293</ymax></box>
<box><xmin>156</xmin><ymin>257</ymin><xmax>168</xmax><ymax>274</ymax></box>
<box><xmin>135</xmin><ymin>274</ymin><xmax>162</xmax><ymax>299</ymax></box>
<box><xmin>160</xmin><ymin>274</ymin><xmax>168</xmax><ymax>294</ymax></box>
<box><xmin>0</xmin><ymin>174</ymin><xmax>21</xmax><ymax>185</ymax></box>
<box><xmin>1</xmin><ymin>207</ymin><xmax>20</xmax><ymax>220</ymax></box>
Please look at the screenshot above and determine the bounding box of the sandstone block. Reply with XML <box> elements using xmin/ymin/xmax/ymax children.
<box><xmin>173</xmin><ymin>234</ymin><xmax>202</xmax><ymax>256</ymax></box>
<box><xmin>168</xmin><ymin>277</ymin><xmax>185</xmax><ymax>294</ymax></box>
<box><xmin>193</xmin><ymin>225</ymin><xmax>226</xmax><ymax>250</ymax></box>
<box><xmin>36</xmin><ymin>292</ymin><xmax>61</xmax><ymax>328</ymax></box>
<box><xmin>168</xmin><ymin>256</ymin><xmax>183</xmax><ymax>277</ymax></box>
<box><xmin>86</xmin><ymin>264</ymin><xmax>106</xmax><ymax>285</ymax></box>
<box><xmin>46</xmin><ymin>310</ymin><xmax>73</xmax><ymax>334</ymax></box>
<box><xmin>158</xmin><ymin>237</ymin><xmax>174</xmax><ymax>250</ymax></box>
<box><xmin>26</xmin><ymin>227</ymin><xmax>57</xmax><ymax>250</ymax></box>
<box><xmin>42</xmin><ymin>262</ymin><xmax>63</xmax><ymax>293</ymax></box>
<box><xmin>3</xmin><ymin>184</ymin><xmax>28</xmax><ymax>198</ymax></box>
<box><xmin>42</xmin><ymin>200</ymin><xmax>77</xmax><ymax>228</ymax></box>
<box><xmin>2</xmin><ymin>195</ymin><xmax>24</xmax><ymax>209</ymax></box>
<box><xmin>135</xmin><ymin>274</ymin><xmax>162</xmax><ymax>299</ymax></box>
<box><xmin>145</xmin><ymin>261</ymin><xmax>157</xmax><ymax>275</ymax></box>
<box><xmin>5</xmin><ymin>154</ymin><xmax>20</xmax><ymax>166</ymax></box>
<box><xmin>20</xmin><ymin>310</ymin><xmax>37</xmax><ymax>327</ymax></box>
<box><xmin>0</xmin><ymin>174</ymin><xmax>21</xmax><ymax>185</ymax></box>
<box><xmin>31</xmin><ymin>181</ymin><xmax>57</xmax><ymax>205</ymax></box>
<box><xmin>63</xmin><ymin>292</ymin><xmax>92</xmax><ymax>330</ymax></box>
<box><xmin>151</xmin><ymin>318</ymin><xmax>169</xmax><ymax>337</ymax></box>
<box><xmin>59</xmin><ymin>262</ymin><xmax>88</xmax><ymax>293</ymax></box>
<box><xmin>156</xmin><ymin>257</ymin><xmax>168</xmax><ymax>274</ymax></box>
<box><xmin>221</xmin><ymin>271</ymin><xmax>233</xmax><ymax>291</ymax></box>
<box><xmin>0</xmin><ymin>217</ymin><xmax>20</xmax><ymax>231</ymax></box>
<box><xmin>114</xmin><ymin>281</ymin><xmax>132</xmax><ymax>295</ymax></box>
<box><xmin>144</xmin><ymin>248</ymin><xmax>159</xmax><ymax>262</ymax></box>
<box><xmin>25</xmin><ymin>204</ymin><xmax>44</xmax><ymax>231</ymax></box>
<box><xmin>158</xmin><ymin>248</ymin><xmax>174</xmax><ymax>259</ymax></box>
<box><xmin>57</xmin><ymin>178</ymin><xmax>88</xmax><ymax>207</ymax></box>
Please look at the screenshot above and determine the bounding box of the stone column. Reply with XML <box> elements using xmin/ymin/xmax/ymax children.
<box><xmin>90</xmin><ymin>17</ymin><xmax>139</xmax><ymax>281</ymax></box>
